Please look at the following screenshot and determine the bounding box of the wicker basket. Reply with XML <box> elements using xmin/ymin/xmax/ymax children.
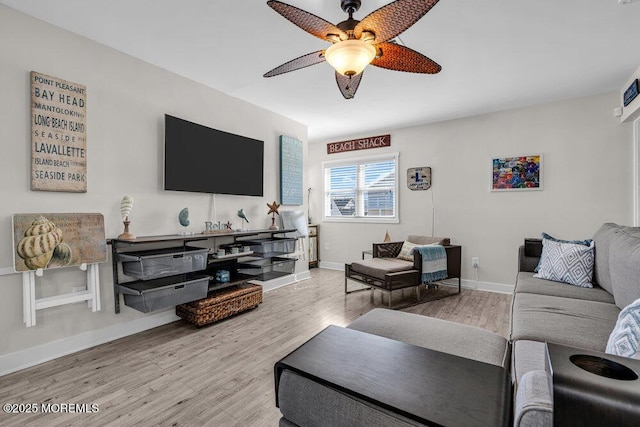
<box><xmin>176</xmin><ymin>282</ymin><xmax>263</xmax><ymax>327</ymax></box>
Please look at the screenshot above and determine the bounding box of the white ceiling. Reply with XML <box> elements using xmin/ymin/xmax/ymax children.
<box><xmin>3</xmin><ymin>0</ymin><xmax>640</xmax><ymax>141</ymax></box>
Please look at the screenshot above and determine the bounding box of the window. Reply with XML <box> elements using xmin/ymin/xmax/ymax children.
<box><xmin>323</xmin><ymin>153</ymin><xmax>398</xmax><ymax>222</ymax></box>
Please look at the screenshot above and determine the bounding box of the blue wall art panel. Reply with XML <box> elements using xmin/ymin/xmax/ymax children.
<box><xmin>280</xmin><ymin>135</ymin><xmax>303</xmax><ymax>205</ymax></box>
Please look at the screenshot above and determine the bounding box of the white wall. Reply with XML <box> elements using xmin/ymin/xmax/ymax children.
<box><xmin>310</xmin><ymin>92</ymin><xmax>633</xmax><ymax>288</ymax></box>
<box><xmin>0</xmin><ymin>5</ymin><xmax>307</xmax><ymax>369</ymax></box>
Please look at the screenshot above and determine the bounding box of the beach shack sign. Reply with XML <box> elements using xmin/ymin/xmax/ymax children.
<box><xmin>31</xmin><ymin>71</ymin><xmax>87</xmax><ymax>192</ymax></box>
<box><xmin>327</xmin><ymin>134</ymin><xmax>390</xmax><ymax>154</ymax></box>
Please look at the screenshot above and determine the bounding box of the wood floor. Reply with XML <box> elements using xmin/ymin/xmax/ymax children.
<box><xmin>0</xmin><ymin>269</ymin><xmax>511</xmax><ymax>426</ymax></box>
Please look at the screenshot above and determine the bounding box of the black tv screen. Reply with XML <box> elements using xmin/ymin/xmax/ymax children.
<box><xmin>164</xmin><ymin>114</ymin><xmax>264</xmax><ymax>196</ymax></box>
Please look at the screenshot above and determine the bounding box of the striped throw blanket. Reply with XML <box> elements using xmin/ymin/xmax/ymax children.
<box><xmin>412</xmin><ymin>245</ymin><xmax>448</xmax><ymax>284</ymax></box>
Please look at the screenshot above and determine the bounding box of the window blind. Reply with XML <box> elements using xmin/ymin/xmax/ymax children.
<box><xmin>323</xmin><ymin>153</ymin><xmax>398</xmax><ymax>221</ymax></box>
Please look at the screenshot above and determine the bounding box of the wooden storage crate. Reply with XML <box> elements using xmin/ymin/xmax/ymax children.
<box><xmin>176</xmin><ymin>282</ymin><xmax>263</xmax><ymax>327</ymax></box>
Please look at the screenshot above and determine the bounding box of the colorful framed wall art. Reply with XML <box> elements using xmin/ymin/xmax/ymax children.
<box><xmin>491</xmin><ymin>155</ymin><xmax>542</xmax><ymax>191</ymax></box>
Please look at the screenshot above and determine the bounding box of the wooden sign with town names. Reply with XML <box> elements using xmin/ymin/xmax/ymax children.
<box><xmin>31</xmin><ymin>71</ymin><xmax>87</xmax><ymax>192</ymax></box>
<box><xmin>327</xmin><ymin>134</ymin><xmax>391</xmax><ymax>154</ymax></box>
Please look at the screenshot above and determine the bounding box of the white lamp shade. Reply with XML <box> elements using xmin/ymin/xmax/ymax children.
<box><xmin>325</xmin><ymin>39</ymin><xmax>376</xmax><ymax>76</ymax></box>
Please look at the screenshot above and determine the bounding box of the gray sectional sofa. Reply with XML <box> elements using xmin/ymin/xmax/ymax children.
<box><xmin>275</xmin><ymin>223</ymin><xmax>640</xmax><ymax>426</ymax></box>
<box><xmin>510</xmin><ymin>222</ymin><xmax>640</xmax><ymax>426</ymax></box>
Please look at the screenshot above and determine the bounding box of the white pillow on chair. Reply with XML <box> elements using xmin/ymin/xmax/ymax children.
<box><xmin>397</xmin><ymin>241</ymin><xmax>420</xmax><ymax>261</ymax></box>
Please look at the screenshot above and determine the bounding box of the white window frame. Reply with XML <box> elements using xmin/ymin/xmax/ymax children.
<box><xmin>322</xmin><ymin>152</ymin><xmax>399</xmax><ymax>223</ymax></box>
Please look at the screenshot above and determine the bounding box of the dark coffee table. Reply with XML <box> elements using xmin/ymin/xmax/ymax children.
<box><xmin>275</xmin><ymin>325</ymin><xmax>512</xmax><ymax>426</ymax></box>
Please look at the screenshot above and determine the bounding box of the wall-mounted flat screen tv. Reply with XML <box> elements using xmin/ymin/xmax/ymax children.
<box><xmin>164</xmin><ymin>114</ymin><xmax>264</xmax><ymax>196</ymax></box>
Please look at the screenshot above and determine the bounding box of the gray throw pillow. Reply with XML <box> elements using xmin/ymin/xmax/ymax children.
<box><xmin>534</xmin><ymin>237</ymin><xmax>594</xmax><ymax>288</ymax></box>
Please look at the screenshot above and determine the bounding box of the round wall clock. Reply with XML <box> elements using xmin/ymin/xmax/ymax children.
<box><xmin>407</xmin><ymin>167</ymin><xmax>431</xmax><ymax>190</ymax></box>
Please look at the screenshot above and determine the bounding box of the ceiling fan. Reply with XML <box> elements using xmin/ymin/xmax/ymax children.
<box><xmin>264</xmin><ymin>0</ymin><xmax>442</xmax><ymax>99</ymax></box>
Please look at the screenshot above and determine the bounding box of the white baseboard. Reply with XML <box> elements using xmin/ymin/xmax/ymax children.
<box><xmin>439</xmin><ymin>278</ymin><xmax>514</xmax><ymax>294</ymax></box>
<box><xmin>295</xmin><ymin>270</ymin><xmax>312</xmax><ymax>282</ymax></box>
<box><xmin>257</xmin><ymin>270</ymin><xmax>311</xmax><ymax>292</ymax></box>
<box><xmin>319</xmin><ymin>261</ymin><xmax>344</xmax><ymax>271</ymax></box>
<box><xmin>0</xmin><ymin>267</ymin><xmax>15</xmax><ymax>276</ymax></box>
<box><xmin>0</xmin><ymin>310</ymin><xmax>179</xmax><ymax>377</ymax></box>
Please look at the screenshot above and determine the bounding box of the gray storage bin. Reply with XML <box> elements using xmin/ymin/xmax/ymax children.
<box><xmin>243</xmin><ymin>238</ymin><xmax>296</xmax><ymax>255</ymax></box>
<box><xmin>238</xmin><ymin>256</ymin><xmax>295</xmax><ymax>279</ymax></box>
<box><xmin>119</xmin><ymin>247</ymin><xmax>208</xmax><ymax>280</ymax></box>
<box><xmin>118</xmin><ymin>274</ymin><xmax>209</xmax><ymax>313</ymax></box>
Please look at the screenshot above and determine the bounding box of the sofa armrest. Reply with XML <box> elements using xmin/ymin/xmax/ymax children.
<box><xmin>518</xmin><ymin>245</ymin><xmax>541</xmax><ymax>273</ymax></box>
<box><xmin>513</xmin><ymin>370</ymin><xmax>552</xmax><ymax>427</ymax></box>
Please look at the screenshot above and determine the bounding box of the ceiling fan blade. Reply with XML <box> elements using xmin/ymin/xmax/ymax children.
<box><xmin>336</xmin><ymin>71</ymin><xmax>364</xmax><ymax>99</ymax></box>
<box><xmin>371</xmin><ymin>42</ymin><xmax>441</xmax><ymax>74</ymax></box>
<box><xmin>264</xmin><ymin>50</ymin><xmax>326</xmax><ymax>77</ymax></box>
<box><xmin>354</xmin><ymin>0</ymin><xmax>440</xmax><ymax>43</ymax></box>
<box><xmin>267</xmin><ymin>0</ymin><xmax>347</xmax><ymax>41</ymax></box>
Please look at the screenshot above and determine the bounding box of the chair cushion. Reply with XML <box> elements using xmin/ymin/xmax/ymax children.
<box><xmin>510</xmin><ymin>293</ymin><xmax>619</xmax><ymax>351</ymax></box>
<box><xmin>348</xmin><ymin>308</ymin><xmax>509</xmax><ymax>368</ymax></box>
<box><xmin>350</xmin><ymin>258</ymin><xmax>414</xmax><ymax>280</ymax></box>
<box><xmin>515</xmin><ymin>272</ymin><xmax>614</xmax><ymax>304</ymax></box>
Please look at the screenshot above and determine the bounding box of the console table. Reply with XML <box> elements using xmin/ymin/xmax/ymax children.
<box><xmin>275</xmin><ymin>325</ymin><xmax>512</xmax><ymax>426</ymax></box>
<box><xmin>109</xmin><ymin>229</ymin><xmax>296</xmax><ymax>314</ymax></box>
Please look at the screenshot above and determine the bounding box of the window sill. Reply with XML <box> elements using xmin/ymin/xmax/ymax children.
<box><xmin>322</xmin><ymin>217</ymin><xmax>399</xmax><ymax>224</ymax></box>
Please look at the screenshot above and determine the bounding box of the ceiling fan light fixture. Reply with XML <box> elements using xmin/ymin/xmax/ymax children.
<box><xmin>324</xmin><ymin>39</ymin><xmax>376</xmax><ymax>76</ymax></box>
<box><xmin>265</xmin><ymin>0</ymin><xmax>442</xmax><ymax>98</ymax></box>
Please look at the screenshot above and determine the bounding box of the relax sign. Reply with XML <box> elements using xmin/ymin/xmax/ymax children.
<box><xmin>327</xmin><ymin>134</ymin><xmax>391</xmax><ymax>154</ymax></box>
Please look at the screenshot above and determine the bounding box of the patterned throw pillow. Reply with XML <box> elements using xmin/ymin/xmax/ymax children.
<box><xmin>534</xmin><ymin>232</ymin><xmax>592</xmax><ymax>272</ymax></box>
<box><xmin>397</xmin><ymin>241</ymin><xmax>420</xmax><ymax>261</ymax></box>
<box><xmin>606</xmin><ymin>297</ymin><xmax>640</xmax><ymax>359</ymax></box>
<box><xmin>533</xmin><ymin>237</ymin><xmax>594</xmax><ymax>287</ymax></box>
<box><xmin>541</xmin><ymin>232</ymin><xmax>592</xmax><ymax>246</ymax></box>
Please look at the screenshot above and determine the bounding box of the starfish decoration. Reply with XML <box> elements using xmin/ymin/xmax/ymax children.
<box><xmin>267</xmin><ymin>201</ymin><xmax>281</xmax><ymax>216</ymax></box>
<box><xmin>225</xmin><ymin>221</ymin><xmax>233</xmax><ymax>230</ymax></box>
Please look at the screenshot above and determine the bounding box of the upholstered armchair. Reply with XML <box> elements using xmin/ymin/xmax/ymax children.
<box><xmin>345</xmin><ymin>235</ymin><xmax>461</xmax><ymax>308</ymax></box>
